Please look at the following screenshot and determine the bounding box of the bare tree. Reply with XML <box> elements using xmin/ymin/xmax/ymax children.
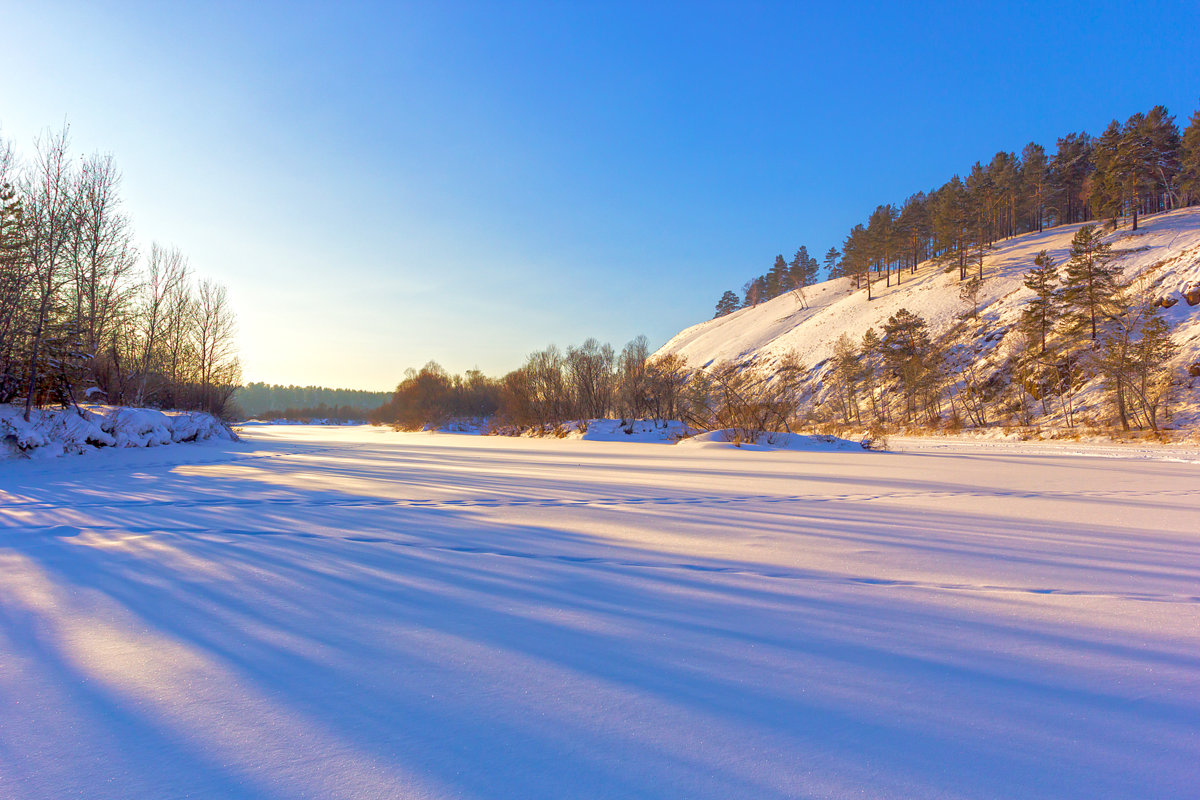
<box><xmin>19</xmin><ymin>127</ymin><xmax>77</xmax><ymax>420</ymax></box>
<box><xmin>192</xmin><ymin>279</ymin><xmax>241</xmax><ymax>414</ymax></box>
<box><xmin>68</xmin><ymin>153</ymin><xmax>138</xmax><ymax>361</ymax></box>
<box><xmin>132</xmin><ymin>243</ymin><xmax>190</xmax><ymax>403</ymax></box>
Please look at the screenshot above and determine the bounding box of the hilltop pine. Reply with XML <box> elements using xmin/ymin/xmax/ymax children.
<box><xmin>713</xmin><ymin>290</ymin><xmax>740</xmax><ymax>318</ymax></box>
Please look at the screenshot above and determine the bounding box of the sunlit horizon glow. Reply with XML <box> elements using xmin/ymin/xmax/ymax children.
<box><xmin>3</xmin><ymin>1</ymin><xmax>1198</xmax><ymax>391</ymax></box>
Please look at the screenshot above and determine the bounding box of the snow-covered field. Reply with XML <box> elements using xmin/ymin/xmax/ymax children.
<box><xmin>2</xmin><ymin>424</ymin><xmax>1198</xmax><ymax>799</ymax></box>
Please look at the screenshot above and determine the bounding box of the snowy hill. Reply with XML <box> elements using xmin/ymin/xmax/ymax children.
<box><xmin>656</xmin><ymin>207</ymin><xmax>1200</xmax><ymax>428</ymax></box>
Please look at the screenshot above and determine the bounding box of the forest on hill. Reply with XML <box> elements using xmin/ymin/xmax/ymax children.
<box><xmin>718</xmin><ymin>102</ymin><xmax>1200</xmax><ymax>314</ymax></box>
<box><xmin>0</xmin><ymin>127</ymin><xmax>241</xmax><ymax>419</ymax></box>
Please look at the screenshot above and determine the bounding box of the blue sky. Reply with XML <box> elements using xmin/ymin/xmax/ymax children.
<box><xmin>3</xmin><ymin>1</ymin><xmax>1198</xmax><ymax>390</ymax></box>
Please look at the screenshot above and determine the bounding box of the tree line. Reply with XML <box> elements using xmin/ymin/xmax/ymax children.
<box><xmin>0</xmin><ymin>127</ymin><xmax>241</xmax><ymax>419</ymax></box>
<box><xmin>237</xmin><ymin>382</ymin><xmax>391</xmax><ymax>418</ymax></box>
<box><xmin>714</xmin><ymin>100</ymin><xmax>1200</xmax><ymax>314</ymax></box>
<box><xmin>375</xmin><ymin>338</ymin><xmax>810</xmax><ymax>439</ymax></box>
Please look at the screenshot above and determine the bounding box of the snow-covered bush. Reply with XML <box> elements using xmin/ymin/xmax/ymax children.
<box><xmin>0</xmin><ymin>404</ymin><xmax>237</xmax><ymax>459</ymax></box>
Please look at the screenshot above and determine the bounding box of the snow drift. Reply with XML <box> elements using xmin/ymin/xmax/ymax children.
<box><xmin>678</xmin><ymin>429</ymin><xmax>871</xmax><ymax>451</ymax></box>
<box><xmin>0</xmin><ymin>405</ymin><xmax>237</xmax><ymax>459</ymax></box>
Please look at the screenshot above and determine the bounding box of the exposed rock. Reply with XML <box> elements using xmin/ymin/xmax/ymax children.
<box><xmin>1182</xmin><ymin>280</ymin><xmax>1200</xmax><ymax>306</ymax></box>
<box><xmin>1159</xmin><ymin>295</ymin><xmax>1178</xmax><ymax>308</ymax></box>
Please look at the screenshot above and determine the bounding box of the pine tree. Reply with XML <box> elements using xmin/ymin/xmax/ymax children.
<box><xmin>1179</xmin><ymin>101</ymin><xmax>1200</xmax><ymax>206</ymax></box>
<box><xmin>1117</xmin><ymin>112</ymin><xmax>1151</xmax><ymax>230</ymax></box>
<box><xmin>1088</xmin><ymin>121</ymin><xmax>1124</xmax><ymax>226</ymax></box>
<box><xmin>788</xmin><ymin>247</ymin><xmax>808</xmax><ymax>290</ymax></box>
<box><xmin>1060</xmin><ymin>224</ymin><xmax>1120</xmax><ymax>341</ymax></box>
<box><xmin>881</xmin><ymin>308</ymin><xmax>940</xmax><ymax>421</ymax></box>
<box><xmin>1141</xmin><ymin>105</ymin><xmax>1180</xmax><ymax>212</ymax></box>
<box><xmin>1020</xmin><ymin>142</ymin><xmax>1049</xmax><ymax>232</ymax></box>
<box><xmin>823</xmin><ymin>247</ymin><xmax>840</xmax><ymax>279</ymax></box>
<box><xmin>766</xmin><ymin>255</ymin><xmax>788</xmax><ymax>299</ymax></box>
<box><xmin>1020</xmin><ymin>250</ymin><xmax>1059</xmax><ymax>354</ymax></box>
<box><xmin>713</xmin><ymin>290</ymin><xmax>739</xmax><ymax>318</ymax></box>
<box><xmin>898</xmin><ymin>192</ymin><xmax>930</xmax><ymax>273</ymax></box>
<box><xmin>1050</xmin><ymin>132</ymin><xmax>1093</xmax><ymax>224</ymax></box>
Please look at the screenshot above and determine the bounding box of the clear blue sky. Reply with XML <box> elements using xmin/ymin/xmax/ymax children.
<box><xmin>3</xmin><ymin>1</ymin><xmax>1198</xmax><ymax>390</ymax></box>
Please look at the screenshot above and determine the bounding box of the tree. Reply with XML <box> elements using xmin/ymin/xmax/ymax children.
<box><xmin>192</xmin><ymin>279</ymin><xmax>241</xmax><ymax>416</ymax></box>
<box><xmin>958</xmin><ymin>276</ymin><xmax>983</xmax><ymax>320</ymax></box>
<box><xmin>1142</xmin><ymin>105</ymin><xmax>1181</xmax><ymax>212</ymax></box>
<box><xmin>742</xmin><ymin>276</ymin><xmax>767</xmax><ymax>307</ymax></box>
<box><xmin>644</xmin><ymin>353</ymin><xmax>688</xmax><ymax>423</ymax></box>
<box><xmin>19</xmin><ymin>128</ymin><xmax>77</xmax><ymax>420</ymax></box>
<box><xmin>1117</xmin><ymin>111</ymin><xmax>1151</xmax><ymax>231</ymax></box>
<box><xmin>1087</xmin><ymin>121</ymin><xmax>1123</xmax><ymax>227</ymax></box>
<box><xmin>1179</xmin><ymin>101</ymin><xmax>1200</xmax><ymax>205</ymax></box>
<box><xmin>565</xmin><ymin>338</ymin><xmax>616</xmax><ymax>420</ymax></box>
<box><xmin>1050</xmin><ymin>132</ymin><xmax>1093</xmax><ymax>224</ymax></box>
<box><xmin>1020</xmin><ymin>142</ymin><xmax>1050</xmax><ymax>232</ymax></box>
<box><xmin>841</xmin><ymin>224</ymin><xmax>872</xmax><ymax>299</ymax></box>
<box><xmin>859</xmin><ymin>328</ymin><xmax>884</xmax><ymax>422</ymax></box>
<box><xmin>766</xmin><ymin>254</ymin><xmax>789</xmax><ymax>299</ymax></box>
<box><xmin>0</xmin><ymin>124</ymin><xmax>241</xmax><ymax>419</ymax></box>
<box><xmin>897</xmin><ymin>192</ymin><xmax>930</xmax><ymax>273</ymax></box>
<box><xmin>131</xmin><ymin>243</ymin><xmax>189</xmax><ymax>404</ymax></box>
<box><xmin>1020</xmin><ymin>250</ymin><xmax>1059</xmax><ymax>354</ymax></box>
<box><xmin>1060</xmin><ymin>224</ymin><xmax>1120</xmax><ymax>341</ymax></box>
<box><xmin>616</xmin><ymin>335</ymin><xmax>650</xmax><ymax>418</ymax></box>
<box><xmin>881</xmin><ymin>308</ymin><xmax>941</xmax><ymax>421</ymax></box>
<box><xmin>932</xmin><ymin>176</ymin><xmax>970</xmax><ymax>280</ymax></box>
<box><xmin>713</xmin><ymin>290</ymin><xmax>739</xmax><ymax>318</ymax></box>
<box><xmin>828</xmin><ymin>333</ymin><xmax>863</xmax><ymax>423</ymax></box>
<box><xmin>788</xmin><ymin>246</ymin><xmax>819</xmax><ymax>289</ymax></box>
<box><xmin>823</xmin><ymin>246</ymin><xmax>840</xmax><ymax>279</ymax></box>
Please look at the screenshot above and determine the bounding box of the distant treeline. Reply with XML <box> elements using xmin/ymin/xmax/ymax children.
<box><xmin>251</xmin><ymin>405</ymin><xmax>375</xmax><ymax>422</ymax></box>
<box><xmin>1</xmin><ymin>127</ymin><xmax>241</xmax><ymax>419</ymax></box>
<box><xmin>717</xmin><ymin>101</ymin><xmax>1200</xmax><ymax>313</ymax></box>
<box><xmin>236</xmin><ymin>382</ymin><xmax>391</xmax><ymax>418</ymax></box>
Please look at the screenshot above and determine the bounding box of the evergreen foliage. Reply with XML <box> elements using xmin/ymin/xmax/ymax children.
<box><xmin>1060</xmin><ymin>225</ymin><xmax>1120</xmax><ymax>342</ymax></box>
<box><xmin>713</xmin><ymin>99</ymin><xmax>1200</xmax><ymax>310</ymax></box>
<box><xmin>713</xmin><ymin>290</ymin><xmax>740</xmax><ymax>318</ymax></box>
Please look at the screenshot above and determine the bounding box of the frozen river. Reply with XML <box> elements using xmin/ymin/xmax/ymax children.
<box><xmin>2</xmin><ymin>425</ymin><xmax>1198</xmax><ymax>799</ymax></box>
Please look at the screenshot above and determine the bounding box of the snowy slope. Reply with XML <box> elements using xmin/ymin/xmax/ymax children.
<box><xmin>1</xmin><ymin>424</ymin><xmax>1198</xmax><ymax>799</ymax></box>
<box><xmin>657</xmin><ymin>208</ymin><xmax>1200</xmax><ymax>424</ymax></box>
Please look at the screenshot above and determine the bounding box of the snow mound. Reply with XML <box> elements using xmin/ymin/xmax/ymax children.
<box><xmin>577</xmin><ymin>419</ymin><xmax>692</xmax><ymax>443</ymax></box>
<box><xmin>679</xmin><ymin>429</ymin><xmax>872</xmax><ymax>451</ymax></box>
<box><xmin>0</xmin><ymin>404</ymin><xmax>237</xmax><ymax>459</ymax></box>
<box><xmin>488</xmin><ymin>419</ymin><xmax>692</xmax><ymax>442</ymax></box>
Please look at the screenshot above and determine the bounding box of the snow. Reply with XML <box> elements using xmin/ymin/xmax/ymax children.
<box><xmin>679</xmin><ymin>429</ymin><xmax>868</xmax><ymax>450</ymax></box>
<box><xmin>657</xmin><ymin>207</ymin><xmax>1200</xmax><ymax>425</ymax></box>
<box><xmin>2</xmin><ymin>424</ymin><xmax>1198</xmax><ymax>798</ymax></box>
<box><xmin>1</xmin><ymin>404</ymin><xmax>236</xmax><ymax>459</ymax></box>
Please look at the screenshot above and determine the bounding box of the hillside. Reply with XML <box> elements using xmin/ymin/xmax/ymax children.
<box><xmin>656</xmin><ymin>207</ymin><xmax>1200</xmax><ymax>430</ymax></box>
